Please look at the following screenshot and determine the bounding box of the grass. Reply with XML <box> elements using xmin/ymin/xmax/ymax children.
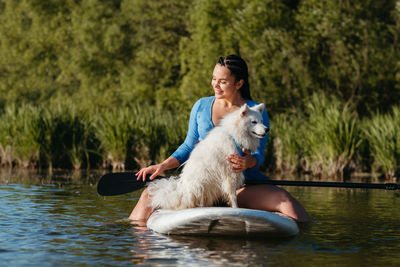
<box><xmin>301</xmin><ymin>94</ymin><xmax>362</xmax><ymax>177</ymax></box>
<box><xmin>362</xmin><ymin>106</ymin><xmax>400</xmax><ymax>179</ymax></box>
<box><xmin>269</xmin><ymin>93</ymin><xmax>363</xmax><ymax>178</ymax></box>
<box><xmin>0</xmin><ymin>104</ymin><xmax>40</xmax><ymax>167</ymax></box>
<box><xmin>33</xmin><ymin>103</ymin><xmax>98</xmax><ymax>170</ymax></box>
<box><xmin>94</xmin><ymin>106</ymin><xmax>136</xmax><ymax>170</ymax></box>
<box><xmin>0</xmin><ymin>95</ymin><xmax>398</xmax><ymax>179</ymax></box>
<box><xmin>93</xmin><ymin>103</ymin><xmax>187</xmax><ymax>170</ymax></box>
<box><xmin>270</xmin><ymin>113</ymin><xmax>303</xmax><ymax>173</ymax></box>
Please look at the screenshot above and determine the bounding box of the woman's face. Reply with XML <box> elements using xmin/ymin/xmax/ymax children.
<box><xmin>211</xmin><ymin>64</ymin><xmax>243</xmax><ymax>100</ymax></box>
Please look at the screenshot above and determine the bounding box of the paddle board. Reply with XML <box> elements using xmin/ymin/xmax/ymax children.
<box><xmin>147</xmin><ymin>207</ymin><xmax>299</xmax><ymax>237</ymax></box>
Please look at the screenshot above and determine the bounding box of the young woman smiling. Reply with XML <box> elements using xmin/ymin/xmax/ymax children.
<box><xmin>129</xmin><ymin>55</ymin><xmax>311</xmax><ymax>223</ymax></box>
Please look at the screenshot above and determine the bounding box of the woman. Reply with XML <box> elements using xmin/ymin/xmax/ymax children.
<box><xmin>129</xmin><ymin>55</ymin><xmax>311</xmax><ymax>223</ymax></box>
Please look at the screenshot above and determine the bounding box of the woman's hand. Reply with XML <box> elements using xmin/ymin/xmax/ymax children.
<box><xmin>136</xmin><ymin>163</ymin><xmax>166</xmax><ymax>181</ymax></box>
<box><xmin>227</xmin><ymin>149</ymin><xmax>257</xmax><ymax>173</ymax></box>
<box><xmin>135</xmin><ymin>157</ymin><xmax>181</xmax><ymax>181</ymax></box>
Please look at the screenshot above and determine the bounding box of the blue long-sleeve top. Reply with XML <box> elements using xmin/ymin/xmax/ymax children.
<box><xmin>171</xmin><ymin>96</ymin><xmax>270</xmax><ymax>180</ymax></box>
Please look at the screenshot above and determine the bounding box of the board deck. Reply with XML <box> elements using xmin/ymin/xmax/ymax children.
<box><xmin>147</xmin><ymin>207</ymin><xmax>299</xmax><ymax>237</ymax></box>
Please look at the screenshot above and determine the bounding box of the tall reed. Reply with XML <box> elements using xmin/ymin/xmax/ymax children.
<box><xmin>271</xmin><ymin>113</ymin><xmax>303</xmax><ymax>173</ymax></box>
<box><xmin>362</xmin><ymin>106</ymin><xmax>400</xmax><ymax>179</ymax></box>
<box><xmin>269</xmin><ymin>93</ymin><xmax>362</xmax><ymax>177</ymax></box>
<box><xmin>1</xmin><ymin>98</ymin><xmax>398</xmax><ymax>178</ymax></box>
<box><xmin>94</xmin><ymin>104</ymin><xmax>186</xmax><ymax>170</ymax></box>
<box><xmin>0</xmin><ymin>104</ymin><xmax>40</xmax><ymax>167</ymax></box>
<box><xmin>135</xmin><ymin>106</ymin><xmax>187</xmax><ymax>167</ymax></box>
<box><xmin>301</xmin><ymin>94</ymin><xmax>362</xmax><ymax>177</ymax></box>
<box><xmin>33</xmin><ymin>103</ymin><xmax>99</xmax><ymax>170</ymax></box>
<box><xmin>94</xmin><ymin>106</ymin><xmax>136</xmax><ymax>170</ymax></box>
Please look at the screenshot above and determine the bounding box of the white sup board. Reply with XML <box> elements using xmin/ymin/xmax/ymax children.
<box><xmin>147</xmin><ymin>207</ymin><xmax>299</xmax><ymax>237</ymax></box>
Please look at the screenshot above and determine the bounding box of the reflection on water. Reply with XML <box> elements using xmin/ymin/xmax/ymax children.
<box><xmin>1</xmin><ymin>170</ymin><xmax>400</xmax><ymax>266</ymax></box>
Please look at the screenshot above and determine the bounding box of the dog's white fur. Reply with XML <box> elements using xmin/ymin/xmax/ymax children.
<box><xmin>148</xmin><ymin>103</ymin><xmax>268</xmax><ymax>210</ymax></box>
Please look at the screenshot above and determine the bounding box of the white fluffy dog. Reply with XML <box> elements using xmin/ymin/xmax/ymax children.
<box><xmin>148</xmin><ymin>103</ymin><xmax>268</xmax><ymax>210</ymax></box>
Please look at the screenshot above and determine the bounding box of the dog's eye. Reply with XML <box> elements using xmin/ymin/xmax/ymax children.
<box><xmin>251</xmin><ymin>121</ymin><xmax>257</xmax><ymax>124</ymax></box>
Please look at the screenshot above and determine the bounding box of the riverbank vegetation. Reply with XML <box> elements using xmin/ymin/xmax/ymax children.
<box><xmin>1</xmin><ymin>0</ymin><xmax>399</xmax><ymax>178</ymax></box>
<box><xmin>0</xmin><ymin>103</ymin><xmax>187</xmax><ymax>171</ymax></box>
<box><xmin>0</xmin><ymin>95</ymin><xmax>398</xmax><ymax>179</ymax></box>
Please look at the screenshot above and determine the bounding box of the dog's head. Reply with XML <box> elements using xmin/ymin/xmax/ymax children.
<box><xmin>239</xmin><ymin>103</ymin><xmax>269</xmax><ymax>139</ymax></box>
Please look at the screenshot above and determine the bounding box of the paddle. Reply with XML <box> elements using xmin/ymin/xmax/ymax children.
<box><xmin>96</xmin><ymin>172</ymin><xmax>400</xmax><ymax>196</ymax></box>
<box><xmin>97</xmin><ymin>172</ymin><xmax>150</xmax><ymax>196</ymax></box>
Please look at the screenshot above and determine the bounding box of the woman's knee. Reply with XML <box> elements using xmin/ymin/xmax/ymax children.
<box><xmin>141</xmin><ymin>188</ymin><xmax>149</xmax><ymax>197</ymax></box>
<box><xmin>135</xmin><ymin>188</ymin><xmax>152</xmax><ymax>208</ymax></box>
<box><xmin>138</xmin><ymin>188</ymin><xmax>150</xmax><ymax>202</ymax></box>
<box><xmin>129</xmin><ymin>189</ymin><xmax>152</xmax><ymax>221</ymax></box>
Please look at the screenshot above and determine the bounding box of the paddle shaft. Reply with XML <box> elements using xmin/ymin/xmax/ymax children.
<box><xmin>246</xmin><ymin>179</ymin><xmax>400</xmax><ymax>190</ymax></box>
<box><xmin>96</xmin><ymin>172</ymin><xmax>400</xmax><ymax>196</ymax></box>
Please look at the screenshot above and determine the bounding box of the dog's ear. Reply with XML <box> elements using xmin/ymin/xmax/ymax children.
<box><xmin>240</xmin><ymin>104</ymin><xmax>249</xmax><ymax>117</ymax></box>
<box><xmin>253</xmin><ymin>103</ymin><xmax>265</xmax><ymax>114</ymax></box>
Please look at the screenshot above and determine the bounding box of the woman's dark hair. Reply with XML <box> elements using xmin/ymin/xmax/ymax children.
<box><xmin>217</xmin><ymin>55</ymin><xmax>252</xmax><ymax>100</ymax></box>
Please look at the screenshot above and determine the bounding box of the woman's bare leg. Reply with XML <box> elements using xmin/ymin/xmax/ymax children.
<box><xmin>237</xmin><ymin>184</ymin><xmax>311</xmax><ymax>223</ymax></box>
<box><xmin>129</xmin><ymin>185</ymin><xmax>311</xmax><ymax>223</ymax></box>
<box><xmin>128</xmin><ymin>188</ymin><xmax>153</xmax><ymax>222</ymax></box>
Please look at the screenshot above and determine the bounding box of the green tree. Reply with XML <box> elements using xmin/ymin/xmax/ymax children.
<box><xmin>234</xmin><ymin>0</ymin><xmax>301</xmax><ymax>112</ymax></box>
<box><xmin>0</xmin><ymin>0</ymin><xmax>76</xmax><ymax>108</ymax></box>
<box><xmin>119</xmin><ymin>0</ymin><xmax>190</xmax><ymax>111</ymax></box>
<box><xmin>179</xmin><ymin>0</ymin><xmax>243</xmax><ymax>106</ymax></box>
<box><xmin>295</xmin><ymin>0</ymin><xmax>399</xmax><ymax>116</ymax></box>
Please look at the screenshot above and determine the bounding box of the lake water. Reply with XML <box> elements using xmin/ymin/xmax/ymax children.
<box><xmin>1</xmin><ymin>170</ymin><xmax>399</xmax><ymax>266</ymax></box>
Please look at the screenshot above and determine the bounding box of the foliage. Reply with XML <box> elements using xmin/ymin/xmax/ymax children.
<box><xmin>1</xmin><ymin>0</ymin><xmax>399</xmax><ymax>114</ymax></box>
<box><xmin>0</xmin><ymin>0</ymin><xmax>191</xmax><ymax>111</ymax></box>
<box><xmin>301</xmin><ymin>94</ymin><xmax>362</xmax><ymax>177</ymax></box>
<box><xmin>33</xmin><ymin>103</ymin><xmax>99</xmax><ymax>170</ymax></box>
<box><xmin>179</xmin><ymin>0</ymin><xmax>243</xmax><ymax>104</ymax></box>
<box><xmin>362</xmin><ymin>107</ymin><xmax>400</xmax><ymax>178</ymax></box>
<box><xmin>94</xmin><ymin>106</ymin><xmax>136</xmax><ymax>170</ymax></box>
<box><xmin>268</xmin><ymin>93</ymin><xmax>362</xmax><ymax>178</ymax></box>
<box><xmin>0</xmin><ymin>104</ymin><xmax>40</xmax><ymax>167</ymax></box>
<box><xmin>270</xmin><ymin>113</ymin><xmax>303</xmax><ymax>173</ymax></box>
<box><xmin>1</xmin><ymin>0</ymin><xmax>400</xmax><ymax>177</ymax></box>
<box><xmin>0</xmin><ymin>102</ymin><xmax>186</xmax><ymax>171</ymax></box>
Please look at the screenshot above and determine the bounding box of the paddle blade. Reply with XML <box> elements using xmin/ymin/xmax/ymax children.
<box><xmin>97</xmin><ymin>172</ymin><xmax>146</xmax><ymax>196</ymax></box>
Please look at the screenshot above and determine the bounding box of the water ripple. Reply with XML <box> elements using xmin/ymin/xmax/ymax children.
<box><xmin>1</xmin><ymin>173</ymin><xmax>400</xmax><ymax>266</ymax></box>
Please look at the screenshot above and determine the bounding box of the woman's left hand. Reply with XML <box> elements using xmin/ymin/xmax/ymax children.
<box><xmin>227</xmin><ymin>149</ymin><xmax>257</xmax><ymax>173</ymax></box>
